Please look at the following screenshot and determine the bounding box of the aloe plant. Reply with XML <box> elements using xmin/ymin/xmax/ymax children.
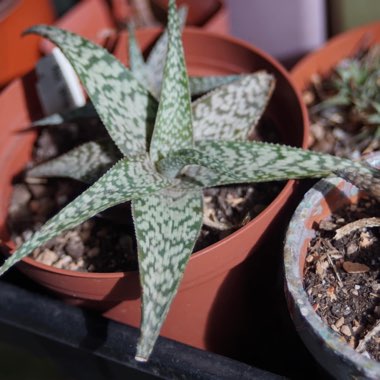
<box><xmin>3</xmin><ymin>0</ymin><xmax>380</xmax><ymax>362</ymax></box>
<box><xmin>32</xmin><ymin>6</ymin><xmax>240</xmax><ymax>128</ymax></box>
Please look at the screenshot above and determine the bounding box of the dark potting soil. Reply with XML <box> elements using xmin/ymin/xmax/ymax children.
<box><xmin>304</xmin><ymin>195</ymin><xmax>380</xmax><ymax>362</ymax></box>
<box><xmin>7</xmin><ymin>116</ymin><xmax>284</xmax><ymax>273</ymax></box>
<box><xmin>303</xmin><ymin>44</ymin><xmax>380</xmax><ymax>159</ymax></box>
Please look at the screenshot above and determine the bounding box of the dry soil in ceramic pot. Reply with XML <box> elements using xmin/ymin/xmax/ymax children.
<box><xmin>304</xmin><ymin>195</ymin><xmax>380</xmax><ymax>362</ymax></box>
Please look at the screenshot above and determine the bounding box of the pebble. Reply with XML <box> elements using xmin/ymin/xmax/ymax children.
<box><xmin>302</xmin><ymin>90</ymin><xmax>315</xmax><ymax>105</ymax></box>
<box><xmin>343</xmin><ymin>306</ymin><xmax>352</xmax><ymax>317</ymax></box>
<box><xmin>346</xmin><ymin>243</ymin><xmax>357</xmax><ymax>256</ymax></box>
<box><xmin>331</xmin><ymin>304</ymin><xmax>343</xmax><ymax>317</ymax></box>
<box><xmin>359</xmin><ymin>231</ymin><xmax>372</xmax><ymax>248</ymax></box>
<box><xmin>65</xmin><ymin>235</ymin><xmax>85</xmax><ymax>259</ymax></box>
<box><xmin>10</xmin><ymin>185</ymin><xmax>31</xmax><ymax>208</ymax></box>
<box><xmin>341</xmin><ymin>325</ymin><xmax>352</xmax><ymax>337</ymax></box>
<box><xmin>28</xmin><ymin>184</ymin><xmax>48</xmax><ymax>199</ymax></box>
<box><xmin>87</xmin><ymin>264</ymin><xmax>96</xmax><ymax>272</ymax></box>
<box><xmin>335</xmin><ymin>317</ymin><xmax>345</xmax><ymax>328</ymax></box>
<box><xmin>37</xmin><ymin>249</ymin><xmax>58</xmax><ymax>266</ymax></box>
<box><xmin>319</xmin><ymin>220</ymin><xmax>337</xmax><ymax>231</ymax></box>
<box><xmin>22</xmin><ymin>230</ymin><xmax>33</xmax><ymax>241</ymax></box>
<box><xmin>54</xmin><ymin>256</ymin><xmax>73</xmax><ymax>269</ymax></box>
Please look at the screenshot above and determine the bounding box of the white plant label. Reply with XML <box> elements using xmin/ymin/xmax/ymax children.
<box><xmin>36</xmin><ymin>47</ymin><xmax>86</xmax><ymax>115</ymax></box>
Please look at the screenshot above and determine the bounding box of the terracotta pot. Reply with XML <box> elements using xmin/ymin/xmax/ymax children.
<box><xmin>40</xmin><ymin>0</ymin><xmax>116</xmax><ymax>54</ymax></box>
<box><xmin>0</xmin><ymin>0</ymin><xmax>55</xmax><ymax>87</ymax></box>
<box><xmin>108</xmin><ymin>0</ymin><xmax>132</xmax><ymax>28</ymax></box>
<box><xmin>0</xmin><ymin>28</ymin><xmax>307</xmax><ymax>355</ymax></box>
<box><xmin>291</xmin><ymin>21</ymin><xmax>380</xmax><ymax>93</ymax></box>
<box><xmin>149</xmin><ymin>0</ymin><xmax>228</xmax><ymax>34</ymax></box>
<box><xmin>284</xmin><ymin>153</ymin><xmax>380</xmax><ymax>379</ymax></box>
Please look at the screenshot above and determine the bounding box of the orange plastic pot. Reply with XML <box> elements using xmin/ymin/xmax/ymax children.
<box><xmin>40</xmin><ymin>0</ymin><xmax>115</xmax><ymax>54</ymax></box>
<box><xmin>149</xmin><ymin>0</ymin><xmax>228</xmax><ymax>33</ymax></box>
<box><xmin>0</xmin><ymin>28</ymin><xmax>307</xmax><ymax>355</ymax></box>
<box><xmin>0</xmin><ymin>0</ymin><xmax>55</xmax><ymax>87</ymax></box>
<box><xmin>291</xmin><ymin>21</ymin><xmax>380</xmax><ymax>93</ymax></box>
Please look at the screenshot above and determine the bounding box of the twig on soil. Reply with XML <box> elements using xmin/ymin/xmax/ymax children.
<box><xmin>326</xmin><ymin>250</ymin><xmax>344</xmax><ymax>288</ymax></box>
<box><xmin>334</xmin><ymin>217</ymin><xmax>380</xmax><ymax>240</ymax></box>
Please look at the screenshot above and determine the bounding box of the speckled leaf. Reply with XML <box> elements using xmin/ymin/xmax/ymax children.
<box><xmin>145</xmin><ymin>6</ymin><xmax>187</xmax><ymax>98</ymax></box>
<box><xmin>0</xmin><ymin>156</ymin><xmax>171</xmax><ymax>276</ymax></box>
<box><xmin>149</xmin><ymin>0</ymin><xmax>193</xmax><ymax>162</ymax></box>
<box><xmin>27</xmin><ymin>140</ymin><xmax>121</xmax><ymax>183</ymax></box>
<box><xmin>192</xmin><ymin>72</ymin><xmax>275</xmax><ymax>141</ymax></box>
<box><xmin>31</xmin><ymin>103</ymin><xmax>97</xmax><ymax>127</ymax></box>
<box><xmin>128</xmin><ymin>22</ymin><xmax>153</xmax><ymax>94</ymax></box>
<box><xmin>189</xmin><ymin>74</ymin><xmax>242</xmax><ymax>96</ymax></box>
<box><xmin>156</xmin><ymin>146</ymin><xmax>236</xmax><ymax>182</ymax></box>
<box><xmin>26</xmin><ymin>25</ymin><xmax>157</xmax><ymax>157</ymax></box>
<box><xmin>133</xmin><ymin>188</ymin><xmax>203</xmax><ymax>361</ymax></box>
<box><xmin>159</xmin><ymin>141</ymin><xmax>380</xmax><ymax>189</ymax></box>
<box><xmin>334</xmin><ymin>165</ymin><xmax>380</xmax><ymax>200</ymax></box>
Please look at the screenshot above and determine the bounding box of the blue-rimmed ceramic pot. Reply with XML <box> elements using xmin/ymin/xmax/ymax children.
<box><xmin>284</xmin><ymin>152</ymin><xmax>380</xmax><ymax>380</ymax></box>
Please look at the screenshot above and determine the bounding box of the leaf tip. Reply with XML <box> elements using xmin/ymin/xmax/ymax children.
<box><xmin>22</xmin><ymin>24</ymin><xmax>49</xmax><ymax>37</ymax></box>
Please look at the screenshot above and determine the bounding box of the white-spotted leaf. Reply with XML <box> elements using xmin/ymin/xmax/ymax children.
<box><xmin>192</xmin><ymin>72</ymin><xmax>275</xmax><ymax>141</ymax></box>
<box><xmin>28</xmin><ymin>140</ymin><xmax>121</xmax><ymax>183</ymax></box>
<box><xmin>0</xmin><ymin>156</ymin><xmax>171</xmax><ymax>275</ymax></box>
<box><xmin>133</xmin><ymin>188</ymin><xmax>203</xmax><ymax>361</ymax></box>
<box><xmin>145</xmin><ymin>6</ymin><xmax>187</xmax><ymax>98</ymax></box>
<box><xmin>160</xmin><ymin>141</ymin><xmax>379</xmax><ymax>189</ymax></box>
<box><xmin>149</xmin><ymin>0</ymin><xmax>193</xmax><ymax>162</ymax></box>
<box><xmin>189</xmin><ymin>74</ymin><xmax>242</xmax><ymax>97</ymax></box>
<box><xmin>128</xmin><ymin>22</ymin><xmax>153</xmax><ymax>94</ymax></box>
<box><xmin>334</xmin><ymin>165</ymin><xmax>380</xmax><ymax>199</ymax></box>
<box><xmin>26</xmin><ymin>25</ymin><xmax>157</xmax><ymax>157</ymax></box>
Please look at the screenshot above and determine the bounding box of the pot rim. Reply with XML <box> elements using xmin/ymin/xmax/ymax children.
<box><xmin>5</xmin><ymin>27</ymin><xmax>308</xmax><ymax>279</ymax></box>
<box><xmin>0</xmin><ymin>0</ymin><xmax>21</xmax><ymax>22</ymax></box>
<box><xmin>291</xmin><ymin>21</ymin><xmax>380</xmax><ymax>91</ymax></box>
<box><xmin>284</xmin><ymin>152</ymin><xmax>380</xmax><ymax>378</ymax></box>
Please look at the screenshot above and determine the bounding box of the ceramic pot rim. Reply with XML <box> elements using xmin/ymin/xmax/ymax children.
<box><xmin>284</xmin><ymin>152</ymin><xmax>380</xmax><ymax>378</ymax></box>
<box><xmin>6</xmin><ymin>27</ymin><xmax>308</xmax><ymax>280</ymax></box>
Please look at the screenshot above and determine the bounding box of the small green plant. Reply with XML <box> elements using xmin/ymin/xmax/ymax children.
<box><xmin>323</xmin><ymin>45</ymin><xmax>380</xmax><ymax>124</ymax></box>
<box><xmin>2</xmin><ymin>0</ymin><xmax>380</xmax><ymax>362</ymax></box>
<box><xmin>310</xmin><ymin>44</ymin><xmax>380</xmax><ymax>157</ymax></box>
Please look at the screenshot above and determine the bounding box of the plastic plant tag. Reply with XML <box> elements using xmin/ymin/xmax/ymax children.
<box><xmin>36</xmin><ymin>47</ymin><xmax>86</xmax><ymax>115</ymax></box>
